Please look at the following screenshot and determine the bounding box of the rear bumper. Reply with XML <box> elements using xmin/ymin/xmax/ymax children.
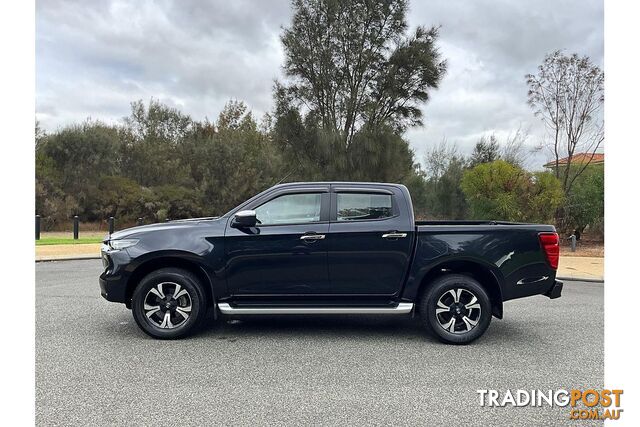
<box><xmin>544</xmin><ymin>279</ymin><xmax>563</xmax><ymax>299</ymax></box>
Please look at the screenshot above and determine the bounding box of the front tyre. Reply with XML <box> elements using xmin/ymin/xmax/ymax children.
<box><xmin>132</xmin><ymin>268</ymin><xmax>207</xmax><ymax>339</ymax></box>
<box><xmin>420</xmin><ymin>274</ymin><xmax>492</xmax><ymax>345</ymax></box>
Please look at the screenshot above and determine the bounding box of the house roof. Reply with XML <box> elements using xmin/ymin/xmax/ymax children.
<box><xmin>544</xmin><ymin>153</ymin><xmax>604</xmax><ymax>168</ymax></box>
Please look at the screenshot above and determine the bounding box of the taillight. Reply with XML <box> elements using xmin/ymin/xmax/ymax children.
<box><xmin>539</xmin><ymin>232</ymin><xmax>559</xmax><ymax>269</ymax></box>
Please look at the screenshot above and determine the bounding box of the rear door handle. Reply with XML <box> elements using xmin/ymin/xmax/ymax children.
<box><xmin>300</xmin><ymin>234</ymin><xmax>326</xmax><ymax>241</ymax></box>
<box><xmin>382</xmin><ymin>232</ymin><xmax>407</xmax><ymax>239</ymax></box>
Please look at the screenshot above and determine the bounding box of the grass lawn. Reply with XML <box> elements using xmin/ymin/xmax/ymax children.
<box><xmin>36</xmin><ymin>232</ymin><xmax>106</xmax><ymax>246</ymax></box>
<box><xmin>36</xmin><ymin>236</ymin><xmax>104</xmax><ymax>246</ymax></box>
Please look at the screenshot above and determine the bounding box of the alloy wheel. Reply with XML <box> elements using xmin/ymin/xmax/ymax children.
<box><xmin>143</xmin><ymin>282</ymin><xmax>192</xmax><ymax>329</ymax></box>
<box><xmin>435</xmin><ymin>288</ymin><xmax>482</xmax><ymax>334</ymax></box>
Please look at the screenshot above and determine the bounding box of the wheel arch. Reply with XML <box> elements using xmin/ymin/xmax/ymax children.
<box><xmin>125</xmin><ymin>254</ymin><xmax>216</xmax><ymax>312</ymax></box>
<box><xmin>415</xmin><ymin>259</ymin><xmax>504</xmax><ymax>319</ymax></box>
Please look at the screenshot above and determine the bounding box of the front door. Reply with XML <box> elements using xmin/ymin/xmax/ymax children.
<box><xmin>225</xmin><ymin>189</ymin><xmax>331</xmax><ymax>299</ymax></box>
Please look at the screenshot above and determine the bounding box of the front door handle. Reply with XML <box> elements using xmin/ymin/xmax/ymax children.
<box><xmin>300</xmin><ymin>234</ymin><xmax>326</xmax><ymax>241</ymax></box>
<box><xmin>382</xmin><ymin>232</ymin><xmax>407</xmax><ymax>239</ymax></box>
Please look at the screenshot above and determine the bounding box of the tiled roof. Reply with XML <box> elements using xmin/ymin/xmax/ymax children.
<box><xmin>544</xmin><ymin>153</ymin><xmax>604</xmax><ymax>168</ymax></box>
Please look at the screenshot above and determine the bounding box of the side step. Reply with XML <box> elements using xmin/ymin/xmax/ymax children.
<box><xmin>217</xmin><ymin>302</ymin><xmax>414</xmax><ymax>315</ymax></box>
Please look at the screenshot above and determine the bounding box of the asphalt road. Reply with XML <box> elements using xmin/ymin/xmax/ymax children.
<box><xmin>36</xmin><ymin>260</ymin><xmax>604</xmax><ymax>426</ymax></box>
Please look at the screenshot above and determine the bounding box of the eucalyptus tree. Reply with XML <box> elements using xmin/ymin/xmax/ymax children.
<box><xmin>275</xmin><ymin>0</ymin><xmax>445</xmax><ymax>189</ymax></box>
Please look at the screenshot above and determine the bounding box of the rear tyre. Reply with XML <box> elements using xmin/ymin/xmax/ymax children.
<box><xmin>420</xmin><ymin>274</ymin><xmax>492</xmax><ymax>345</ymax></box>
<box><xmin>131</xmin><ymin>268</ymin><xmax>207</xmax><ymax>339</ymax></box>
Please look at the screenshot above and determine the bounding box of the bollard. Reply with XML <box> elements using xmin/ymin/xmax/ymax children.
<box><xmin>73</xmin><ymin>215</ymin><xmax>79</xmax><ymax>239</ymax></box>
<box><xmin>570</xmin><ymin>234</ymin><xmax>576</xmax><ymax>252</ymax></box>
<box><xmin>108</xmin><ymin>217</ymin><xmax>115</xmax><ymax>234</ymax></box>
<box><xmin>35</xmin><ymin>215</ymin><xmax>41</xmax><ymax>240</ymax></box>
<box><xmin>137</xmin><ymin>217</ymin><xmax>143</xmax><ymax>226</ymax></box>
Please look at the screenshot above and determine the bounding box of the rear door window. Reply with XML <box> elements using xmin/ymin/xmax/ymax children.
<box><xmin>336</xmin><ymin>193</ymin><xmax>393</xmax><ymax>221</ymax></box>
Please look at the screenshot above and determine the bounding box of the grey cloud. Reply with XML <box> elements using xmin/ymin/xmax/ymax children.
<box><xmin>37</xmin><ymin>0</ymin><xmax>292</xmax><ymax>127</ymax></box>
<box><xmin>405</xmin><ymin>0</ymin><xmax>603</xmax><ymax>167</ymax></box>
<box><xmin>36</xmin><ymin>0</ymin><xmax>603</xmax><ymax>169</ymax></box>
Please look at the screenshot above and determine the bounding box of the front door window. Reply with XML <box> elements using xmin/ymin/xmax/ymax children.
<box><xmin>255</xmin><ymin>193</ymin><xmax>322</xmax><ymax>225</ymax></box>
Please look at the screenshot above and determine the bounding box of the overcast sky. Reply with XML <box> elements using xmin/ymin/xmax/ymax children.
<box><xmin>36</xmin><ymin>0</ymin><xmax>603</xmax><ymax>169</ymax></box>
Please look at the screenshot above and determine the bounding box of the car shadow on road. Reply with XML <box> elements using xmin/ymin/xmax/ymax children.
<box><xmin>188</xmin><ymin>310</ymin><xmax>539</xmax><ymax>346</ymax></box>
<box><xmin>105</xmin><ymin>308</ymin><xmax>540</xmax><ymax>346</ymax></box>
<box><xmin>196</xmin><ymin>313</ymin><xmax>432</xmax><ymax>341</ymax></box>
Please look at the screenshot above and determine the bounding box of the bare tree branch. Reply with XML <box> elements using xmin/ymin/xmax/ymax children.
<box><xmin>526</xmin><ymin>51</ymin><xmax>604</xmax><ymax>194</ymax></box>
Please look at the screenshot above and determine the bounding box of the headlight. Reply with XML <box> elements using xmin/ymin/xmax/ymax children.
<box><xmin>108</xmin><ymin>239</ymin><xmax>139</xmax><ymax>250</ymax></box>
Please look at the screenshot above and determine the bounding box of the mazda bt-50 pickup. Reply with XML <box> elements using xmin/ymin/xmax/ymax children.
<box><xmin>99</xmin><ymin>182</ymin><xmax>562</xmax><ymax>344</ymax></box>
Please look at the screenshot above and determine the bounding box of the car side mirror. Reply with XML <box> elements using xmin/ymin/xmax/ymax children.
<box><xmin>232</xmin><ymin>210</ymin><xmax>257</xmax><ymax>228</ymax></box>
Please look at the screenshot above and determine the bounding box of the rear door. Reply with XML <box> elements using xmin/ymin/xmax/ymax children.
<box><xmin>326</xmin><ymin>185</ymin><xmax>414</xmax><ymax>296</ymax></box>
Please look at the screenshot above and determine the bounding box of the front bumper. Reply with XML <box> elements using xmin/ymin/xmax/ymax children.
<box><xmin>544</xmin><ymin>279</ymin><xmax>563</xmax><ymax>299</ymax></box>
<box><xmin>99</xmin><ymin>245</ymin><xmax>132</xmax><ymax>304</ymax></box>
<box><xmin>99</xmin><ymin>273</ymin><xmax>128</xmax><ymax>303</ymax></box>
